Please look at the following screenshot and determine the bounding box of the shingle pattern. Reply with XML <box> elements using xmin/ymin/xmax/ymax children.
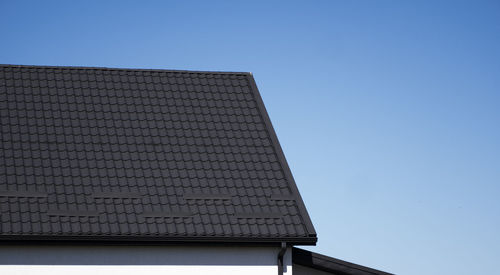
<box><xmin>0</xmin><ymin>65</ymin><xmax>316</xmax><ymax>242</ymax></box>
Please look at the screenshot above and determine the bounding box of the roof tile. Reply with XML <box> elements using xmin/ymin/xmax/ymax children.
<box><xmin>0</xmin><ymin>64</ymin><xmax>316</xmax><ymax>243</ymax></box>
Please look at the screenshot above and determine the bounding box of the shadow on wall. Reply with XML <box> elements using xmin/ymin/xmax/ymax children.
<box><xmin>0</xmin><ymin>245</ymin><xmax>287</xmax><ymax>266</ymax></box>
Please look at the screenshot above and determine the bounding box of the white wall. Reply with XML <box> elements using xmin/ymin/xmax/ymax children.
<box><xmin>0</xmin><ymin>244</ymin><xmax>292</xmax><ymax>275</ymax></box>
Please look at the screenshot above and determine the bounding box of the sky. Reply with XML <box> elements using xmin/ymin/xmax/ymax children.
<box><xmin>1</xmin><ymin>1</ymin><xmax>499</xmax><ymax>274</ymax></box>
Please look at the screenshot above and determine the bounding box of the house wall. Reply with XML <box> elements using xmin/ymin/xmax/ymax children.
<box><xmin>0</xmin><ymin>244</ymin><xmax>292</xmax><ymax>275</ymax></box>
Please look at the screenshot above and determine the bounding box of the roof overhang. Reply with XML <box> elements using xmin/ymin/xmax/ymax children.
<box><xmin>292</xmin><ymin>247</ymin><xmax>393</xmax><ymax>275</ymax></box>
<box><xmin>0</xmin><ymin>235</ymin><xmax>317</xmax><ymax>246</ymax></box>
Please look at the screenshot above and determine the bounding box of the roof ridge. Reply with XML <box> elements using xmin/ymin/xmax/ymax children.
<box><xmin>0</xmin><ymin>63</ymin><xmax>251</xmax><ymax>75</ymax></box>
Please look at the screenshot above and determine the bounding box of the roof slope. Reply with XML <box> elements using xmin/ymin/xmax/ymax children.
<box><xmin>0</xmin><ymin>64</ymin><xmax>316</xmax><ymax>244</ymax></box>
<box><xmin>293</xmin><ymin>248</ymin><xmax>394</xmax><ymax>275</ymax></box>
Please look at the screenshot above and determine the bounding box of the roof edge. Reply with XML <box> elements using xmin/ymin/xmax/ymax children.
<box><xmin>246</xmin><ymin>73</ymin><xmax>318</xmax><ymax>238</ymax></box>
<box><xmin>0</xmin><ymin>235</ymin><xmax>317</xmax><ymax>246</ymax></box>
<box><xmin>0</xmin><ymin>63</ymin><xmax>251</xmax><ymax>75</ymax></box>
<box><xmin>292</xmin><ymin>248</ymin><xmax>394</xmax><ymax>275</ymax></box>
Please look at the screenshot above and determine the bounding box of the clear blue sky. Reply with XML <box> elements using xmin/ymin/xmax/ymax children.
<box><xmin>1</xmin><ymin>1</ymin><xmax>499</xmax><ymax>274</ymax></box>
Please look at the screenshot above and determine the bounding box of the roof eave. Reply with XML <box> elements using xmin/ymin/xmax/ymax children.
<box><xmin>292</xmin><ymin>248</ymin><xmax>393</xmax><ymax>275</ymax></box>
<box><xmin>0</xmin><ymin>235</ymin><xmax>317</xmax><ymax>246</ymax></box>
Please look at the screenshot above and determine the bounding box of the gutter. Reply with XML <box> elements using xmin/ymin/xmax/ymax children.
<box><xmin>0</xmin><ymin>235</ymin><xmax>317</xmax><ymax>246</ymax></box>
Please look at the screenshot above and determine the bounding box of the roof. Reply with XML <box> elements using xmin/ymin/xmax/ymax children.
<box><xmin>292</xmin><ymin>248</ymin><xmax>394</xmax><ymax>275</ymax></box>
<box><xmin>0</xmin><ymin>64</ymin><xmax>316</xmax><ymax>244</ymax></box>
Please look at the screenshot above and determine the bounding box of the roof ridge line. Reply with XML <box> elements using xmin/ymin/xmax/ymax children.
<box><xmin>0</xmin><ymin>63</ymin><xmax>251</xmax><ymax>75</ymax></box>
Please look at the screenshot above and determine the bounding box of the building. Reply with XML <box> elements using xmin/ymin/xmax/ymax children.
<box><xmin>0</xmin><ymin>64</ymin><xmax>392</xmax><ymax>275</ymax></box>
